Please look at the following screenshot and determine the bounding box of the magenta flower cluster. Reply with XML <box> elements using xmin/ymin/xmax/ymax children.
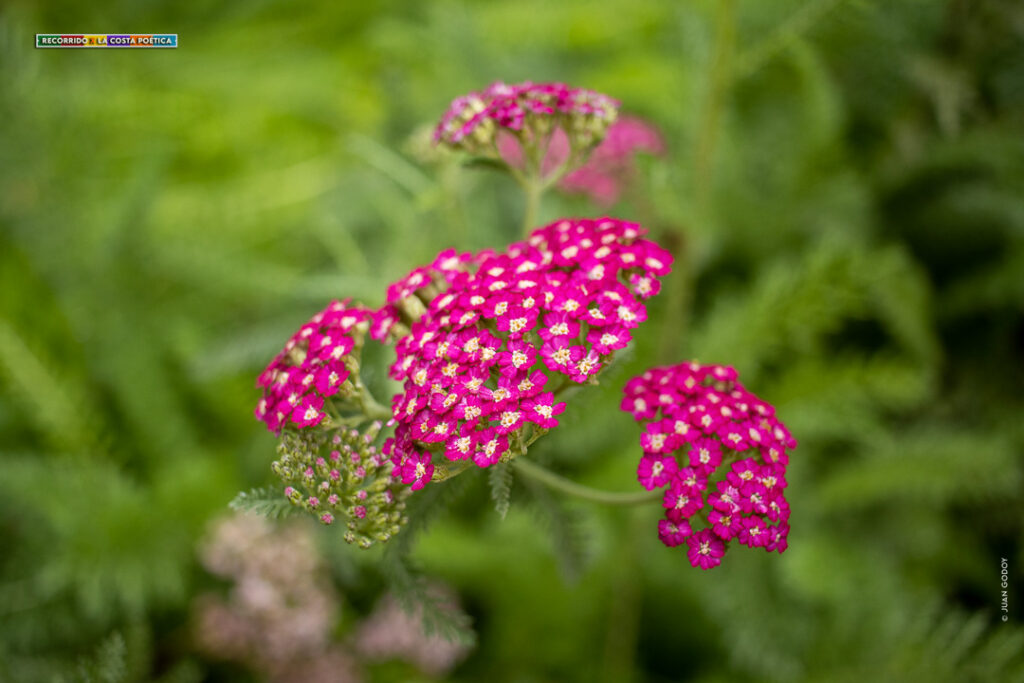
<box><xmin>433</xmin><ymin>81</ymin><xmax>619</xmax><ymax>147</ymax></box>
<box><xmin>377</xmin><ymin>218</ymin><xmax>672</xmax><ymax>491</ymax></box>
<box><xmin>250</xmin><ymin>80</ymin><xmax>797</xmax><ymax>566</ymax></box>
<box><xmin>255</xmin><ymin>300</ymin><xmax>370</xmax><ymax>433</ymax></box>
<box><xmin>621</xmin><ymin>362</ymin><xmax>795</xmax><ymax>569</ymax></box>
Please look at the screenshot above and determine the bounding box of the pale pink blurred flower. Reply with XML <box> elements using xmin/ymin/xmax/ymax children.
<box><xmin>495</xmin><ymin>115</ymin><xmax>664</xmax><ymax>206</ymax></box>
<box><xmin>353</xmin><ymin>588</ymin><xmax>471</xmax><ymax>677</ymax></box>
<box><xmin>193</xmin><ymin>513</ymin><xmax>360</xmax><ymax>682</ymax></box>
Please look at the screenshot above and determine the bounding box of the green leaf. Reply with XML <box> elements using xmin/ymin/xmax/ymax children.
<box><xmin>521</xmin><ymin>478</ymin><xmax>592</xmax><ymax>583</ymax></box>
<box><xmin>488</xmin><ymin>462</ymin><xmax>513</xmax><ymax>519</ymax></box>
<box><xmin>76</xmin><ymin>632</ymin><xmax>127</xmax><ymax>683</ymax></box>
<box><xmin>228</xmin><ymin>487</ymin><xmax>297</xmax><ymax>520</ymax></box>
<box><xmin>381</xmin><ymin>554</ymin><xmax>477</xmax><ymax>646</ymax></box>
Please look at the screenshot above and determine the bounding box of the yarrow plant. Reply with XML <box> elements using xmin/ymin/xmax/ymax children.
<box><xmin>236</xmin><ymin>80</ymin><xmax>796</xmax><ymax>576</ymax></box>
<box><xmin>621</xmin><ymin>362</ymin><xmax>795</xmax><ymax>569</ymax></box>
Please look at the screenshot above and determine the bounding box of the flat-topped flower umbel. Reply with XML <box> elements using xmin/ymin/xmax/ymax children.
<box><xmin>379</xmin><ymin>218</ymin><xmax>672</xmax><ymax>489</ymax></box>
<box><xmin>255</xmin><ymin>300</ymin><xmax>370</xmax><ymax>434</ymax></box>
<box><xmin>622</xmin><ymin>362</ymin><xmax>795</xmax><ymax>569</ymax></box>
<box><xmin>433</xmin><ymin>81</ymin><xmax>619</xmax><ymax>155</ymax></box>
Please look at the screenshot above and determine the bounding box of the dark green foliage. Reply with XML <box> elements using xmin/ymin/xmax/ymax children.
<box><xmin>1</xmin><ymin>0</ymin><xmax>1023</xmax><ymax>681</ymax></box>
<box><xmin>520</xmin><ymin>477</ymin><xmax>595</xmax><ymax>584</ymax></box>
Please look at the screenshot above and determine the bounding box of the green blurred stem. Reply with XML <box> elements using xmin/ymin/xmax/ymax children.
<box><xmin>356</xmin><ymin>383</ymin><xmax>392</xmax><ymax>422</ymax></box>
<box><xmin>512</xmin><ymin>458</ymin><xmax>662</xmax><ymax>506</ymax></box>
<box><xmin>694</xmin><ymin>0</ymin><xmax>735</xmax><ymax>208</ymax></box>
<box><xmin>659</xmin><ymin>0</ymin><xmax>735</xmax><ymax>362</ymax></box>
<box><xmin>522</xmin><ymin>178</ymin><xmax>543</xmax><ymax>235</ymax></box>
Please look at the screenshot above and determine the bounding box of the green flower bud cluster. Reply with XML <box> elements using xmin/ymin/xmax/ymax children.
<box><xmin>271</xmin><ymin>423</ymin><xmax>411</xmax><ymax>549</ymax></box>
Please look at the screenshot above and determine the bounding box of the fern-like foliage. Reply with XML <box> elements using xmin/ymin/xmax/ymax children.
<box><xmin>520</xmin><ymin>477</ymin><xmax>594</xmax><ymax>584</ymax></box>
<box><xmin>75</xmin><ymin>633</ymin><xmax>128</xmax><ymax>683</ymax></box>
<box><xmin>488</xmin><ymin>461</ymin><xmax>513</xmax><ymax>520</ymax></box>
<box><xmin>380</xmin><ymin>553</ymin><xmax>477</xmax><ymax>646</ymax></box>
<box><xmin>228</xmin><ymin>486</ymin><xmax>297</xmax><ymax>520</ymax></box>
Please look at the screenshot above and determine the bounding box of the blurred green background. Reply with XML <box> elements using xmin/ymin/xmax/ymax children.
<box><xmin>2</xmin><ymin>0</ymin><xmax>1023</xmax><ymax>681</ymax></box>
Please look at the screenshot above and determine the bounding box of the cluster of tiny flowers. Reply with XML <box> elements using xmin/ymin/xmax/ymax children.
<box><xmin>193</xmin><ymin>514</ymin><xmax>360</xmax><ymax>682</ymax></box>
<box><xmin>433</xmin><ymin>81</ymin><xmax>619</xmax><ymax>155</ymax></box>
<box><xmin>255</xmin><ymin>300</ymin><xmax>371</xmax><ymax>434</ymax></box>
<box><xmin>621</xmin><ymin>362</ymin><xmax>796</xmax><ymax>570</ymax></box>
<box><xmin>271</xmin><ymin>424</ymin><xmax>411</xmax><ymax>548</ymax></box>
<box><xmin>378</xmin><ymin>218</ymin><xmax>672</xmax><ymax>490</ymax></box>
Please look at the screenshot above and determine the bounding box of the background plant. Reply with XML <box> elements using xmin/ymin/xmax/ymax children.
<box><xmin>1</xmin><ymin>0</ymin><xmax>1023</xmax><ymax>681</ymax></box>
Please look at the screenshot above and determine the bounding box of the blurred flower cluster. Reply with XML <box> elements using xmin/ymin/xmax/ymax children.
<box><xmin>194</xmin><ymin>514</ymin><xmax>470</xmax><ymax>680</ymax></box>
<box><xmin>354</xmin><ymin>587</ymin><xmax>471</xmax><ymax>677</ymax></box>
<box><xmin>193</xmin><ymin>513</ymin><xmax>358</xmax><ymax>682</ymax></box>
<box><xmin>433</xmin><ymin>81</ymin><xmax>618</xmax><ymax>156</ymax></box>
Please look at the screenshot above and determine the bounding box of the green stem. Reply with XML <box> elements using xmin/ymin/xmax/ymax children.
<box><xmin>355</xmin><ymin>382</ymin><xmax>392</xmax><ymax>422</ymax></box>
<box><xmin>693</xmin><ymin>0</ymin><xmax>735</xmax><ymax>209</ymax></box>
<box><xmin>656</xmin><ymin>240</ymin><xmax>692</xmax><ymax>363</ymax></box>
<box><xmin>522</xmin><ymin>178</ymin><xmax>543</xmax><ymax>236</ymax></box>
<box><xmin>659</xmin><ymin>0</ymin><xmax>735</xmax><ymax>362</ymax></box>
<box><xmin>512</xmin><ymin>458</ymin><xmax>662</xmax><ymax>506</ymax></box>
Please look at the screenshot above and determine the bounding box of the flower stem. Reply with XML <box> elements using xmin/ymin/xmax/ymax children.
<box><xmin>522</xmin><ymin>178</ymin><xmax>543</xmax><ymax>236</ymax></box>
<box><xmin>512</xmin><ymin>457</ymin><xmax>662</xmax><ymax>506</ymax></box>
<box><xmin>355</xmin><ymin>382</ymin><xmax>392</xmax><ymax>422</ymax></box>
<box><xmin>659</xmin><ymin>0</ymin><xmax>734</xmax><ymax>362</ymax></box>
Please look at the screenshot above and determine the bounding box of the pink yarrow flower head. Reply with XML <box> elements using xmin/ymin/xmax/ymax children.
<box><xmin>621</xmin><ymin>361</ymin><xmax>795</xmax><ymax>569</ymax></box>
<box><xmin>255</xmin><ymin>300</ymin><xmax>371</xmax><ymax>434</ymax></box>
<box><xmin>559</xmin><ymin>115</ymin><xmax>666</xmax><ymax>206</ymax></box>
<box><xmin>381</xmin><ymin>217</ymin><xmax>672</xmax><ymax>489</ymax></box>
<box><xmin>434</xmin><ymin>81</ymin><xmax>620</xmax><ymax>170</ymax></box>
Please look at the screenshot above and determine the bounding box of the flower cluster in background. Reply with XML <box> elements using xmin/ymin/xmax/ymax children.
<box><xmin>255</xmin><ymin>300</ymin><xmax>371</xmax><ymax>433</ymax></box>
<box><xmin>354</xmin><ymin>588</ymin><xmax>471</xmax><ymax>677</ymax></box>
<box><xmin>194</xmin><ymin>514</ymin><xmax>470</xmax><ymax>681</ymax></box>
<box><xmin>379</xmin><ymin>218</ymin><xmax>672</xmax><ymax>489</ymax></box>
<box><xmin>496</xmin><ymin>115</ymin><xmax>665</xmax><ymax>206</ymax></box>
<box><xmin>621</xmin><ymin>362</ymin><xmax>795</xmax><ymax>569</ymax></box>
<box><xmin>559</xmin><ymin>115</ymin><xmax>665</xmax><ymax>206</ymax></box>
<box><xmin>193</xmin><ymin>514</ymin><xmax>359</xmax><ymax>683</ymax></box>
<box><xmin>433</xmin><ymin>81</ymin><xmax>619</xmax><ymax>155</ymax></box>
